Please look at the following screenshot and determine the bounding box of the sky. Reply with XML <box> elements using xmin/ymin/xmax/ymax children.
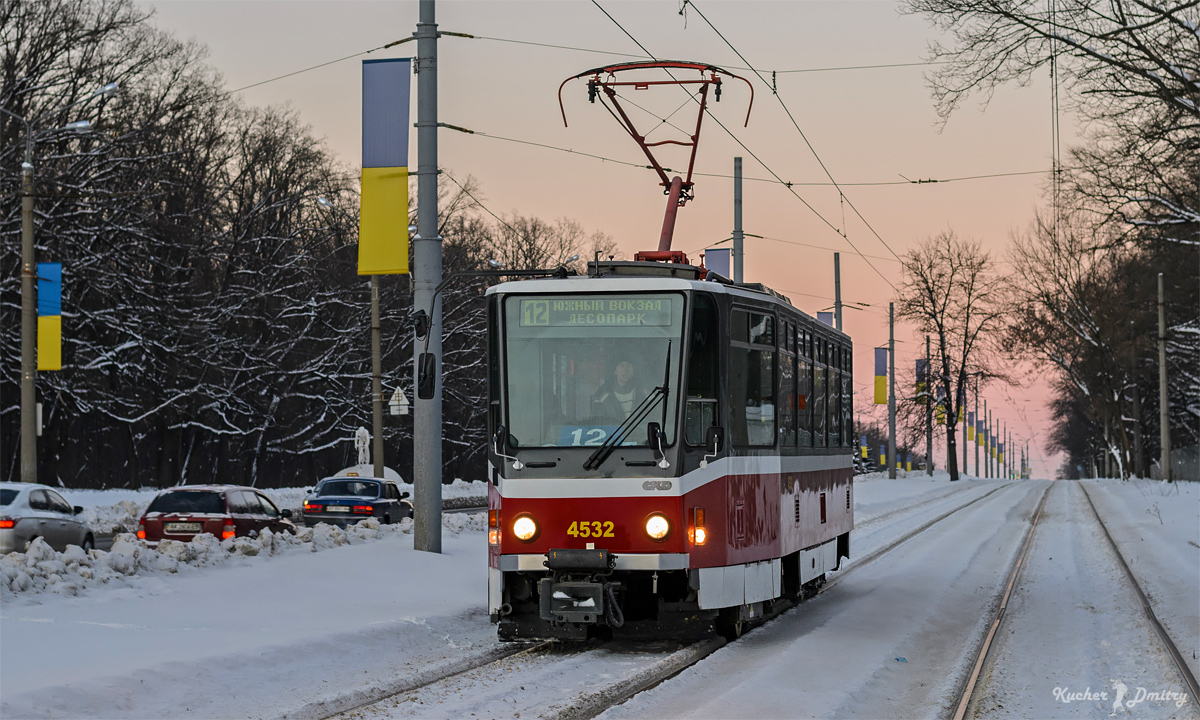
<box><xmin>140</xmin><ymin>0</ymin><xmax>1074</xmax><ymax>478</ymax></box>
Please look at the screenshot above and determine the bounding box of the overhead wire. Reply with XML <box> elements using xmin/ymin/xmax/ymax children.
<box><xmin>223</xmin><ymin>37</ymin><xmax>414</xmax><ymax>95</ymax></box>
<box><xmin>682</xmin><ymin>0</ymin><xmax>903</xmax><ymax>263</ymax></box>
<box><xmin>588</xmin><ymin>0</ymin><xmax>898</xmax><ymax>292</ymax></box>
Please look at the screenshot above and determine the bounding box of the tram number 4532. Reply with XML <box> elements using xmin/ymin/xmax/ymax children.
<box><xmin>566</xmin><ymin>521</ymin><xmax>615</xmax><ymax>538</ymax></box>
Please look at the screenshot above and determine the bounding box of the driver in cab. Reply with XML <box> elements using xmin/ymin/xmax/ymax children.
<box><xmin>591</xmin><ymin>359</ymin><xmax>647</xmax><ymax>422</ymax></box>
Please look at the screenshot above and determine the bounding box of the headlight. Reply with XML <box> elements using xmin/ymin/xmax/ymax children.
<box><xmin>645</xmin><ymin>514</ymin><xmax>670</xmax><ymax>541</ymax></box>
<box><xmin>512</xmin><ymin>515</ymin><xmax>538</xmax><ymax>542</ymax></box>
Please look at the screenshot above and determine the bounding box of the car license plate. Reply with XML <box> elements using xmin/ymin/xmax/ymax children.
<box><xmin>165</xmin><ymin>522</ymin><xmax>202</xmax><ymax>533</ymax></box>
<box><xmin>325</xmin><ymin>505</ymin><xmax>349</xmax><ymax>513</ymax></box>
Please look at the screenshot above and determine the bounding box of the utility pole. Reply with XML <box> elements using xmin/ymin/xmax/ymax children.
<box><xmin>413</xmin><ymin>0</ymin><xmax>443</xmax><ymax>552</ymax></box>
<box><xmin>925</xmin><ymin>335</ymin><xmax>932</xmax><ymax>476</ymax></box>
<box><xmin>1131</xmin><ymin>342</ymin><xmax>1144</xmax><ymax>478</ymax></box>
<box><xmin>370</xmin><ymin>277</ymin><xmax>384</xmax><ymax>479</ymax></box>
<box><xmin>733</xmin><ymin>157</ymin><xmax>743</xmax><ymax>283</ymax></box>
<box><xmin>974</xmin><ymin>384</ymin><xmax>980</xmax><ymax>477</ymax></box>
<box><xmin>834</xmin><ymin>252</ymin><xmax>842</xmax><ymax>332</ymax></box>
<box><xmin>19</xmin><ymin>159</ymin><xmax>35</xmax><ymax>483</ymax></box>
<box><xmin>1157</xmin><ymin>273</ymin><xmax>1171</xmax><ymax>481</ymax></box>
<box><xmin>962</xmin><ymin>391</ymin><xmax>968</xmax><ymax>477</ymax></box>
<box><xmin>888</xmin><ymin>302</ymin><xmax>896</xmax><ymax>479</ymax></box>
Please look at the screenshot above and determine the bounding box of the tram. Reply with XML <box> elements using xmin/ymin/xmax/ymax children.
<box><xmin>486</xmin><ymin>254</ymin><xmax>854</xmax><ymax>640</ymax></box>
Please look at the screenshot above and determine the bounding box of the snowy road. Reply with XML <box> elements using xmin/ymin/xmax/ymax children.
<box><xmin>968</xmin><ymin>481</ymin><xmax>1196</xmax><ymax>719</ymax></box>
<box><xmin>4</xmin><ymin>476</ymin><xmax>1195</xmax><ymax>720</ymax></box>
<box><xmin>600</xmin><ymin>481</ymin><xmax>1049</xmax><ymax>719</ymax></box>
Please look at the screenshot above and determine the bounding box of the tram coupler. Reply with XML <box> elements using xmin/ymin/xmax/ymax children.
<box><xmin>539</xmin><ymin>548</ymin><xmax>621</xmax><ymax>626</ymax></box>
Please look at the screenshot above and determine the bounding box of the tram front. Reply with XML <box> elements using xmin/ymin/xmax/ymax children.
<box><xmin>486</xmin><ymin>276</ymin><xmax>713</xmax><ymax>640</ymax></box>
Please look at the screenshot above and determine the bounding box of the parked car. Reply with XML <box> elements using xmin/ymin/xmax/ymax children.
<box><xmin>0</xmin><ymin>482</ymin><xmax>94</xmax><ymax>553</ymax></box>
<box><xmin>302</xmin><ymin>477</ymin><xmax>412</xmax><ymax>527</ymax></box>
<box><xmin>138</xmin><ymin>485</ymin><xmax>296</xmax><ymax>546</ymax></box>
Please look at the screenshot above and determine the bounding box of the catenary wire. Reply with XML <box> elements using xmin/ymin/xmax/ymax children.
<box><xmin>223</xmin><ymin>38</ymin><xmax>414</xmax><ymax>95</ymax></box>
<box><xmin>588</xmin><ymin>0</ymin><xmax>899</xmax><ymax>292</ymax></box>
<box><xmin>683</xmin><ymin>0</ymin><xmax>903</xmax><ymax>263</ymax></box>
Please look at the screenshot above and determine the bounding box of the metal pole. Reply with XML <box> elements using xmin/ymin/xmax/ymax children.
<box><xmin>888</xmin><ymin>303</ymin><xmax>896</xmax><ymax>479</ymax></box>
<box><xmin>962</xmin><ymin>391</ymin><xmax>968</xmax><ymax>477</ymax></box>
<box><xmin>1157</xmin><ymin>273</ymin><xmax>1170</xmax><ymax>481</ymax></box>
<box><xmin>370</xmin><ymin>276</ymin><xmax>385</xmax><ymax>479</ymax></box>
<box><xmin>925</xmin><ymin>335</ymin><xmax>932</xmax><ymax>475</ymax></box>
<box><xmin>834</xmin><ymin>252</ymin><xmax>842</xmax><ymax>332</ymax></box>
<box><xmin>974</xmin><ymin>383</ymin><xmax>979</xmax><ymax>477</ymax></box>
<box><xmin>20</xmin><ymin>155</ymin><xmax>36</xmax><ymax>484</ymax></box>
<box><xmin>413</xmin><ymin>0</ymin><xmax>443</xmax><ymax>551</ymax></box>
<box><xmin>983</xmin><ymin>400</ymin><xmax>989</xmax><ymax>478</ymax></box>
<box><xmin>733</xmin><ymin>157</ymin><xmax>743</xmax><ymax>283</ymax></box>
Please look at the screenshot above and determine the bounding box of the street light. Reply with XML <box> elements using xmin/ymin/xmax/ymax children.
<box><xmin>1</xmin><ymin>82</ymin><xmax>119</xmax><ymax>484</ymax></box>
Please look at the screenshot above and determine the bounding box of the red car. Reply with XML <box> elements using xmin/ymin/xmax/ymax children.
<box><xmin>138</xmin><ymin>485</ymin><xmax>296</xmax><ymax>545</ymax></box>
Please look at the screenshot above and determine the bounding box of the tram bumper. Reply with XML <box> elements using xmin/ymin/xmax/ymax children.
<box><xmin>538</xmin><ymin>548</ymin><xmax>620</xmax><ymax>627</ymax></box>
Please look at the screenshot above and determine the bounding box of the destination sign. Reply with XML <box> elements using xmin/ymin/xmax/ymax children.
<box><xmin>519</xmin><ymin>297</ymin><xmax>674</xmax><ymax>327</ymax></box>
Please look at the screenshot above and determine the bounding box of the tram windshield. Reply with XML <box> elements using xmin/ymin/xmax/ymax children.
<box><xmin>502</xmin><ymin>293</ymin><xmax>684</xmax><ymax>450</ymax></box>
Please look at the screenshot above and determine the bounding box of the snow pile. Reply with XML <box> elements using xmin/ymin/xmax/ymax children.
<box><xmin>83</xmin><ymin>500</ymin><xmax>144</xmax><ymax>534</ymax></box>
<box><xmin>0</xmin><ymin>511</ymin><xmax>485</xmax><ymax>600</ymax></box>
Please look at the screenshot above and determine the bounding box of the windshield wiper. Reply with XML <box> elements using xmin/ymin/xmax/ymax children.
<box><xmin>584</xmin><ymin>342</ymin><xmax>671</xmax><ymax>471</ymax></box>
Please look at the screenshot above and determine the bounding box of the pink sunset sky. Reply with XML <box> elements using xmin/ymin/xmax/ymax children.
<box><xmin>143</xmin><ymin>0</ymin><xmax>1075</xmax><ymax>478</ymax></box>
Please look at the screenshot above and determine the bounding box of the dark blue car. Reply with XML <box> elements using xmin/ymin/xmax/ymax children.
<box><xmin>302</xmin><ymin>477</ymin><xmax>412</xmax><ymax>527</ymax></box>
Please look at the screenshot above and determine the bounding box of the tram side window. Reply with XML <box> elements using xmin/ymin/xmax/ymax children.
<box><xmin>828</xmin><ymin>345</ymin><xmax>841</xmax><ymax>447</ymax></box>
<box><xmin>729</xmin><ymin>309</ymin><xmax>776</xmax><ymax>448</ymax></box>
<box><xmin>797</xmin><ymin>328</ymin><xmax>812</xmax><ymax>447</ymax></box>
<box><xmin>813</xmin><ymin>344</ymin><xmax>826</xmax><ymax>448</ymax></box>
<box><xmin>842</xmin><ymin>346</ymin><xmax>853</xmax><ymax>447</ymax></box>
<box><xmin>779</xmin><ymin>321</ymin><xmax>796</xmax><ymax>449</ymax></box>
<box><xmin>685</xmin><ymin>293</ymin><xmax>720</xmax><ymax>445</ymax></box>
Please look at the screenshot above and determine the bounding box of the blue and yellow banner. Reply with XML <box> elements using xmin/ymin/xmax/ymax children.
<box><xmin>874</xmin><ymin>348</ymin><xmax>888</xmax><ymax>404</ymax></box>
<box><xmin>967</xmin><ymin>412</ymin><xmax>975</xmax><ymax>441</ymax></box>
<box><xmin>359</xmin><ymin>58</ymin><xmax>411</xmax><ymax>275</ymax></box>
<box><xmin>935</xmin><ymin>386</ymin><xmax>946</xmax><ymax>425</ymax></box>
<box><xmin>37</xmin><ymin>262</ymin><xmax>61</xmax><ymax>371</ymax></box>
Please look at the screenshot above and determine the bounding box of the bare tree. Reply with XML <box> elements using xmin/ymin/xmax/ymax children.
<box><xmin>904</xmin><ymin>0</ymin><xmax>1200</xmax><ymax>243</ymax></box>
<box><xmin>895</xmin><ymin>231</ymin><xmax>1009</xmax><ymax>480</ymax></box>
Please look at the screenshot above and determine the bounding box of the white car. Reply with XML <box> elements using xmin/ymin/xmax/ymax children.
<box><xmin>0</xmin><ymin>482</ymin><xmax>94</xmax><ymax>553</ymax></box>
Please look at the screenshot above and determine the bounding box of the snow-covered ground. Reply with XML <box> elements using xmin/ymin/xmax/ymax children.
<box><xmin>3</xmin><ymin>476</ymin><xmax>1195</xmax><ymax>719</ymax></box>
<box><xmin>969</xmin><ymin>481</ymin><xmax>1195</xmax><ymax>719</ymax></box>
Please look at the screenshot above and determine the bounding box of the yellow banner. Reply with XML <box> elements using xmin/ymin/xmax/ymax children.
<box><xmin>358</xmin><ymin>166</ymin><xmax>409</xmax><ymax>275</ymax></box>
<box><xmin>38</xmin><ymin>315</ymin><xmax>61</xmax><ymax>371</ymax></box>
<box><xmin>936</xmin><ymin>405</ymin><xmax>945</xmax><ymax>425</ymax></box>
<box><xmin>874</xmin><ymin>376</ymin><xmax>887</xmax><ymax>404</ymax></box>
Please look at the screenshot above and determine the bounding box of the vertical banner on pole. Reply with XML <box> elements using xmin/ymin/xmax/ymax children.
<box><xmin>915</xmin><ymin>359</ymin><xmax>927</xmax><ymax>402</ymax></box>
<box><xmin>37</xmin><ymin>262</ymin><xmax>61</xmax><ymax>371</ymax></box>
<box><xmin>874</xmin><ymin>348</ymin><xmax>888</xmax><ymax>404</ymax></box>
<box><xmin>360</xmin><ymin>58</ymin><xmax>412</xmax><ymax>275</ymax></box>
<box><xmin>956</xmin><ymin>388</ymin><xmax>965</xmax><ymax>422</ymax></box>
<box><xmin>967</xmin><ymin>411</ymin><xmax>975</xmax><ymax>441</ymax></box>
<box><xmin>977</xmin><ymin>418</ymin><xmax>984</xmax><ymax>446</ymax></box>
<box><xmin>935</xmin><ymin>387</ymin><xmax>946</xmax><ymax>425</ymax></box>
<box><xmin>878</xmin><ymin>444</ymin><xmax>886</xmax><ymax>466</ymax></box>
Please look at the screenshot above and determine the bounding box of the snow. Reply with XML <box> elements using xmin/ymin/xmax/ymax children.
<box><xmin>0</xmin><ymin>517</ymin><xmax>492</xmax><ymax>720</ymax></box>
<box><xmin>1081</xmin><ymin>478</ymin><xmax>1200</xmax><ymax>680</ymax></box>
<box><xmin>3</xmin><ymin>476</ymin><xmax>1195</xmax><ymax>719</ymax></box>
<box><xmin>969</xmin><ymin>481</ymin><xmax>1194</xmax><ymax>718</ymax></box>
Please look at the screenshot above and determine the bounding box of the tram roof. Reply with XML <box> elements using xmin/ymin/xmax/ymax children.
<box><xmin>486</xmin><ymin>270</ymin><xmax>849</xmax><ymax>339</ymax></box>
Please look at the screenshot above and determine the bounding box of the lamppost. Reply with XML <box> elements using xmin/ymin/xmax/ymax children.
<box><xmin>1</xmin><ymin>82</ymin><xmax>119</xmax><ymax>484</ymax></box>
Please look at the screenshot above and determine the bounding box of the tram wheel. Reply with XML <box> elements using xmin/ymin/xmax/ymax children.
<box><xmin>717</xmin><ymin>606</ymin><xmax>745</xmax><ymax>640</ymax></box>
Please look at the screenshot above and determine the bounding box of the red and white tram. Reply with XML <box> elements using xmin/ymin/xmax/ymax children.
<box><xmin>486</xmin><ymin>256</ymin><xmax>854</xmax><ymax>640</ymax></box>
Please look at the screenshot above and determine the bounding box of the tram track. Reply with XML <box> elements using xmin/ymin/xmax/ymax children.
<box><xmin>953</xmin><ymin>481</ymin><xmax>1200</xmax><ymax>718</ymax></box>
<box><xmin>1079</xmin><ymin>481</ymin><xmax>1200</xmax><ymax>711</ymax></box>
<box><xmin>311</xmin><ymin>481</ymin><xmax>1023</xmax><ymax>720</ymax></box>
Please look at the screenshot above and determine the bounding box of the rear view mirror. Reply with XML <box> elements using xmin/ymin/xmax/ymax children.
<box><xmin>492</xmin><ymin>425</ymin><xmax>508</xmax><ymax>454</ymax></box>
<box><xmin>706</xmin><ymin>426</ymin><xmax>724</xmax><ymax>454</ymax></box>
<box><xmin>73</xmin><ymin>506</ymin><xmax>84</xmax><ymax>515</ymax></box>
<box><xmin>400</xmin><ymin>491</ymin><xmax>410</xmax><ymax>500</ymax></box>
<box><xmin>280</xmin><ymin>509</ymin><xmax>293</xmax><ymax>518</ymax></box>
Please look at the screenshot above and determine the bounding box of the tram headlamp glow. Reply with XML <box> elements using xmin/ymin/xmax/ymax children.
<box><xmin>645</xmin><ymin>514</ymin><xmax>670</xmax><ymax>541</ymax></box>
<box><xmin>512</xmin><ymin>515</ymin><xmax>538</xmax><ymax>542</ymax></box>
